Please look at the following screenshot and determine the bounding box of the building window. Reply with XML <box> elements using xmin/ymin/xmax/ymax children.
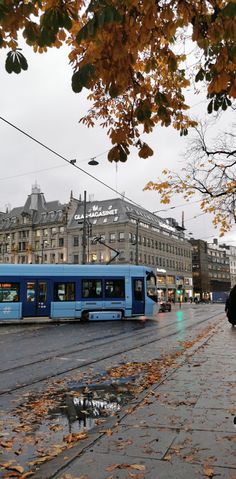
<box><xmin>73</xmin><ymin>255</ymin><xmax>79</xmax><ymax>263</ymax></box>
<box><xmin>118</xmin><ymin>232</ymin><xmax>125</xmax><ymax>242</ymax></box>
<box><xmin>73</xmin><ymin>236</ymin><xmax>79</xmax><ymax>247</ymax></box>
<box><xmin>59</xmin><ymin>238</ymin><xmax>64</xmax><ymax>247</ymax></box>
<box><xmin>109</xmin><ymin>233</ymin><xmax>116</xmax><ymax>243</ymax></box>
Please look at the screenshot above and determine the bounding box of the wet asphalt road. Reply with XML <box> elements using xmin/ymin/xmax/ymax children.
<box><xmin>0</xmin><ymin>303</ymin><xmax>225</xmax><ymax>413</ymax></box>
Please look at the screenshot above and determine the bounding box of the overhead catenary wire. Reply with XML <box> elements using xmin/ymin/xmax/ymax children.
<box><xmin>0</xmin><ymin>115</ymin><xmax>144</xmax><ymax>209</ymax></box>
<box><xmin>0</xmin><ymin>115</ymin><xmax>226</xmax><ymax>238</ymax></box>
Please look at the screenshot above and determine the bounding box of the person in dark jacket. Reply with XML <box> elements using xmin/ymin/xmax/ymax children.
<box><xmin>225</xmin><ymin>287</ymin><xmax>236</xmax><ymax>326</ymax></box>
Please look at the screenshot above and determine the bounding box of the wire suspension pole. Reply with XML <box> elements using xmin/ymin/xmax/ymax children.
<box><xmin>82</xmin><ymin>191</ymin><xmax>87</xmax><ymax>264</ymax></box>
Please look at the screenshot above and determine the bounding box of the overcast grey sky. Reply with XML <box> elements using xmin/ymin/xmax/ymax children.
<box><xmin>1</xmin><ymin>42</ymin><xmax>235</xmax><ymax>245</ymax></box>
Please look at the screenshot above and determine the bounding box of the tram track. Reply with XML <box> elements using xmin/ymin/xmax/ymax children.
<box><xmin>0</xmin><ymin>309</ymin><xmax>223</xmax><ymax>397</ymax></box>
<box><xmin>0</xmin><ymin>308</ymin><xmax>220</xmax><ymax>375</ymax></box>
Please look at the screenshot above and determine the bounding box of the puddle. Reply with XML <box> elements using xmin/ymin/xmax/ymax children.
<box><xmin>0</xmin><ymin>379</ymin><xmax>136</xmax><ymax>476</ymax></box>
<box><xmin>49</xmin><ymin>381</ymin><xmax>135</xmax><ymax>432</ymax></box>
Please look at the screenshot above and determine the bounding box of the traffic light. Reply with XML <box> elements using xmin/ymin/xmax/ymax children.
<box><xmin>176</xmin><ymin>284</ymin><xmax>183</xmax><ymax>295</ymax></box>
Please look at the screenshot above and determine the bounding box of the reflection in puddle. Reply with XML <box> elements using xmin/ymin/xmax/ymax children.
<box><xmin>73</xmin><ymin>395</ymin><xmax>121</xmax><ymax>413</ymax></box>
<box><xmin>0</xmin><ymin>380</ymin><xmax>136</xmax><ymax>476</ymax></box>
<box><xmin>49</xmin><ymin>383</ymin><xmax>133</xmax><ymax>434</ymax></box>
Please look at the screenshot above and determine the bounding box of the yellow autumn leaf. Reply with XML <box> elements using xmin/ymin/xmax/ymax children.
<box><xmin>203</xmin><ymin>464</ymin><xmax>215</xmax><ymax>477</ymax></box>
<box><xmin>130</xmin><ymin>464</ymin><xmax>146</xmax><ymax>470</ymax></box>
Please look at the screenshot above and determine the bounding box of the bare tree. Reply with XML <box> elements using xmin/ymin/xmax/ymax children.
<box><xmin>145</xmin><ymin>120</ymin><xmax>236</xmax><ymax>235</ymax></box>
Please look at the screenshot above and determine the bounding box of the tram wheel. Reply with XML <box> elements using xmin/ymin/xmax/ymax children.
<box><xmin>81</xmin><ymin>311</ymin><xmax>89</xmax><ymax>322</ymax></box>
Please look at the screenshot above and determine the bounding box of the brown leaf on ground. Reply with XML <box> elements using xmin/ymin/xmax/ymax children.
<box><xmin>0</xmin><ymin>461</ymin><xmax>14</xmax><ymax>469</ymax></box>
<box><xmin>3</xmin><ymin>473</ymin><xmax>20</xmax><ymax>478</ymax></box>
<box><xmin>20</xmin><ymin>473</ymin><xmax>34</xmax><ymax>479</ymax></box>
<box><xmin>6</xmin><ymin>464</ymin><xmax>24</xmax><ymax>473</ymax></box>
<box><xmin>203</xmin><ymin>465</ymin><xmax>216</xmax><ymax>477</ymax></box>
<box><xmin>116</xmin><ymin>439</ymin><xmax>133</xmax><ymax>450</ymax></box>
<box><xmin>28</xmin><ymin>455</ymin><xmax>55</xmax><ymax>466</ymax></box>
<box><xmin>60</xmin><ymin>475</ymin><xmax>90</xmax><ymax>479</ymax></box>
<box><xmin>223</xmin><ymin>435</ymin><xmax>236</xmax><ymax>442</ymax></box>
<box><xmin>104</xmin><ymin>429</ymin><xmax>113</xmax><ymax>437</ymax></box>
<box><xmin>106</xmin><ymin>464</ymin><xmax>145</xmax><ymax>472</ymax></box>
<box><xmin>63</xmin><ymin>432</ymin><xmax>88</xmax><ymax>444</ymax></box>
<box><xmin>163</xmin><ymin>454</ymin><xmax>172</xmax><ymax>461</ymax></box>
<box><xmin>49</xmin><ymin>424</ymin><xmax>63</xmax><ymax>432</ymax></box>
<box><xmin>0</xmin><ymin>440</ymin><xmax>14</xmax><ymax>449</ymax></box>
<box><xmin>128</xmin><ymin>473</ymin><xmax>145</xmax><ymax>479</ymax></box>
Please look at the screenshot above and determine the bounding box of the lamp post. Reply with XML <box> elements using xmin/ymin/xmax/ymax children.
<box><xmin>82</xmin><ymin>190</ymin><xmax>87</xmax><ymax>264</ymax></box>
<box><xmin>135</xmin><ymin>219</ymin><xmax>140</xmax><ymax>265</ymax></box>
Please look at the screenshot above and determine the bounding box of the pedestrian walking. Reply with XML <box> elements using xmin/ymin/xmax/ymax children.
<box><xmin>225</xmin><ymin>286</ymin><xmax>236</xmax><ymax>326</ymax></box>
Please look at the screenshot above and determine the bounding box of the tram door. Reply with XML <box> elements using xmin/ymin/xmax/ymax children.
<box><xmin>22</xmin><ymin>280</ymin><xmax>50</xmax><ymax>317</ymax></box>
<box><xmin>132</xmin><ymin>278</ymin><xmax>145</xmax><ymax>315</ymax></box>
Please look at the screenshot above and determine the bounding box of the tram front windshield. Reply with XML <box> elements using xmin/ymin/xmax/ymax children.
<box><xmin>146</xmin><ymin>272</ymin><xmax>157</xmax><ymax>302</ymax></box>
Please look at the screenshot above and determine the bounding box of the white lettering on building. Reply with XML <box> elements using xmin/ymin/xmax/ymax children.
<box><xmin>74</xmin><ymin>208</ymin><xmax>118</xmax><ymax>220</ymax></box>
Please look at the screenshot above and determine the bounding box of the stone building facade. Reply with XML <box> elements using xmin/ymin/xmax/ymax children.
<box><xmin>0</xmin><ymin>185</ymin><xmax>193</xmax><ymax>301</ymax></box>
<box><xmin>191</xmin><ymin>238</ymin><xmax>231</xmax><ymax>300</ymax></box>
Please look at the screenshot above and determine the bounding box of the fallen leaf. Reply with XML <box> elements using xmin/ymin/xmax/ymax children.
<box><xmin>203</xmin><ymin>465</ymin><xmax>215</xmax><ymax>477</ymax></box>
<box><xmin>163</xmin><ymin>454</ymin><xmax>172</xmax><ymax>461</ymax></box>
<box><xmin>63</xmin><ymin>432</ymin><xmax>88</xmax><ymax>444</ymax></box>
<box><xmin>0</xmin><ymin>440</ymin><xmax>14</xmax><ymax>449</ymax></box>
<box><xmin>130</xmin><ymin>465</ymin><xmax>145</xmax><ymax>471</ymax></box>
<box><xmin>106</xmin><ymin>464</ymin><xmax>145</xmax><ymax>472</ymax></box>
<box><xmin>128</xmin><ymin>473</ymin><xmax>145</xmax><ymax>479</ymax></box>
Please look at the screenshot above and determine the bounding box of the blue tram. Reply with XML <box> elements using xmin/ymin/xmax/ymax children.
<box><xmin>0</xmin><ymin>264</ymin><xmax>157</xmax><ymax>321</ymax></box>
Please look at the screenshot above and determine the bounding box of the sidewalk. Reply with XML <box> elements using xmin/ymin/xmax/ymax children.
<box><xmin>34</xmin><ymin>320</ymin><xmax>236</xmax><ymax>479</ymax></box>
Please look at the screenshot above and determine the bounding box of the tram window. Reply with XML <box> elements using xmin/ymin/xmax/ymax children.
<box><xmin>38</xmin><ymin>282</ymin><xmax>47</xmax><ymax>303</ymax></box>
<box><xmin>27</xmin><ymin>282</ymin><xmax>35</xmax><ymax>302</ymax></box>
<box><xmin>54</xmin><ymin>283</ymin><xmax>75</xmax><ymax>301</ymax></box>
<box><xmin>105</xmin><ymin>279</ymin><xmax>125</xmax><ymax>299</ymax></box>
<box><xmin>82</xmin><ymin>279</ymin><xmax>102</xmax><ymax>299</ymax></box>
<box><xmin>134</xmin><ymin>280</ymin><xmax>143</xmax><ymax>301</ymax></box>
<box><xmin>0</xmin><ymin>283</ymin><xmax>19</xmax><ymax>302</ymax></box>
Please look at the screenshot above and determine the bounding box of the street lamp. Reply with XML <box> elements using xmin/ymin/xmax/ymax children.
<box><xmin>88</xmin><ymin>157</ymin><xmax>99</xmax><ymax>166</ymax></box>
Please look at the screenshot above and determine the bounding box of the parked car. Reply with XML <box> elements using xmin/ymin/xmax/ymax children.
<box><xmin>159</xmin><ymin>301</ymin><xmax>172</xmax><ymax>312</ymax></box>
